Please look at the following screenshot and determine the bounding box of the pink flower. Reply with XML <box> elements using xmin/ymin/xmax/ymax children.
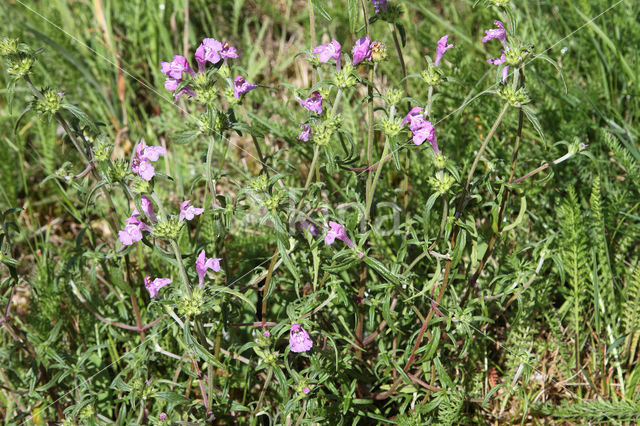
<box><xmin>160</xmin><ymin>55</ymin><xmax>194</xmax><ymax>80</ymax></box>
<box><xmin>303</xmin><ymin>387</ymin><xmax>311</xmax><ymax>394</ymax></box>
<box><xmin>487</xmin><ymin>53</ymin><xmax>509</xmax><ymax>83</ymax></box>
<box><xmin>402</xmin><ymin>108</ymin><xmax>438</xmax><ymax>151</ymax></box>
<box><xmin>132</xmin><ymin>196</ymin><xmax>157</xmax><ymax>222</ymax></box>
<box><xmin>371</xmin><ymin>0</ymin><xmax>388</xmax><ymax>13</ymax></box>
<box><xmin>263</xmin><ymin>330</ymin><xmax>270</xmax><ymax>338</ymax></box>
<box><xmin>434</xmin><ymin>35</ymin><xmax>454</xmax><ymax>67</ymax></box>
<box><xmin>352</xmin><ymin>36</ymin><xmax>372</xmax><ymax>65</ymax></box>
<box><xmin>195</xmin><ymin>38</ymin><xmax>239</xmax><ymax>70</ymax></box>
<box><xmin>195</xmin><ymin>38</ymin><xmax>223</xmax><ymax>67</ymax></box>
<box><xmin>325</xmin><ymin>221</ymin><xmax>363</xmax><ymax>257</ymax></box>
<box><xmin>159</xmin><ymin>412</ymin><xmax>167</xmax><ymax>421</ymax></box>
<box><xmin>233</xmin><ymin>76</ymin><xmax>258</xmax><ymax>99</ymax></box>
<box><xmin>179</xmin><ymin>200</ymin><xmax>204</xmax><ymax>221</ymax></box>
<box><xmin>298</xmin><ymin>91</ymin><xmax>323</xmax><ymax>115</ymax></box>
<box><xmin>145</xmin><ymin>275</ymin><xmax>172</xmax><ymax>298</ymax></box>
<box><xmin>196</xmin><ymin>249</ymin><xmax>222</xmax><ymax>287</ymax></box>
<box><xmin>164</xmin><ymin>78</ymin><xmax>178</xmax><ymax>91</ymax></box>
<box><xmin>289</xmin><ymin>324</ymin><xmax>313</xmax><ymax>353</ymax></box>
<box><xmin>131</xmin><ymin>141</ymin><xmax>166</xmax><ymax>181</ymax></box>
<box><xmin>118</xmin><ymin>215</ymin><xmax>151</xmax><ymax>246</ymax></box>
<box><xmin>298</xmin><ymin>219</ymin><xmax>318</xmax><ymax>236</ymax></box>
<box><xmin>482</xmin><ymin>20</ymin><xmax>507</xmax><ymax>48</ymax></box>
<box><xmin>219</xmin><ymin>41</ymin><xmax>239</xmax><ymax>60</ymax></box>
<box><xmin>298</xmin><ymin>124</ymin><xmax>311</xmax><ymax>141</ymax></box>
<box><xmin>402</xmin><ymin>107</ymin><xmax>426</xmax><ymax>130</ymax></box>
<box><xmin>313</xmin><ymin>40</ymin><xmax>341</xmax><ymax>69</ymax></box>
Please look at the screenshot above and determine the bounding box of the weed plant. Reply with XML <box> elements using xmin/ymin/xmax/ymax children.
<box><xmin>1</xmin><ymin>0</ymin><xmax>640</xmax><ymax>423</ymax></box>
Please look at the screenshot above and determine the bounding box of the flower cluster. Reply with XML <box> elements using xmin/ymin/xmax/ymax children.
<box><xmin>402</xmin><ymin>107</ymin><xmax>438</xmax><ymax>153</ymax></box>
<box><xmin>118</xmin><ymin>196</ymin><xmax>155</xmax><ymax>246</ymax></box>
<box><xmin>371</xmin><ymin>0</ymin><xmax>388</xmax><ymax>13</ymax></box>
<box><xmin>482</xmin><ymin>20</ymin><xmax>510</xmax><ymax>83</ymax></box>
<box><xmin>161</xmin><ymin>38</ymin><xmax>256</xmax><ymax>102</ymax></box>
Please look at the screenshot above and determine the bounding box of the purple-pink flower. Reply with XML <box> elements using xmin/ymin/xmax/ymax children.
<box><xmin>352</xmin><ymin>36</ymin><xmax>372</xmax><ymax>65</ymax></box>
<box><xmin>145</xmin><ymin>275</ymin><xmax>172</xmax><ymax>298</ymax></box>
<box><xmin>303</xmin><ymin>387</ymin><xmax>311</xmax><ymax>394</ymax></box>
<box><xmin>298</xmin><ymin>124</ymin><xmax>311</xmax><ymax>141</ymax></box>
<box><xmin>263</xmin><ymin>330</ymin><xmax>270</xmax><ymax>338</ymax></box>
<box><xmin>402</xmin><ymin>107</ymin><xmax>438</xmax><ymax>152</ymax></box>
<box><xmin>132</xmin><ymin>195</ymin><xmax>157</xmax><ymax>222</ymax></box>
<box><xmin>298</xmin><ymin>219</ymin><xmax>318</xmax><ymax>236</ymax></box>
<box><xmin>434</xmin><ymin>35</ymin><xmax>454</xmax><ymax>67</ymax></box>
<box><xmin>482</xmin><ymin>20</ymin><xmax>507</xmax><ymax>48</ymax></box>
<box><xmin>161</xmin><ymin>55</ymin><xmax>194</xmax><ymax>80</ymax></box>
<box><xmin>289</xmin><ymin>323</ymin><xmax>313</xmax><ymax>353</ymax></box>
<box><xmin>371</xmin><ymin>0</ymin><xmax>388</xmax><ymax>13</ymax></box>
<box><xmin>159</xmin><ymin>412</ymin><xmax>167</xmax><ymax>421</ymax></box>
<box><xmin>487</xmin><ymin>53</ymin><xmax>509</xmax><ymax>83</ymax></box>
<box><xmin>118</xmin><ymin>214</ymin><xmax>151</xmax><ymax>246</ymax></box>
<box><xmin>195</xmin><ymin>38</ymin><xmax>239</xmax><ymax>70</ymax></box>
<box><xmin>131</xmin><ymin>141</ymin><xmax>166</xmax><ymax>181</ymax></box>
<box><xmin>196</xmin><ymin>249</ymin><xmax>222</xmax><ymax>287</ymax></box>
<box><xmin>179</xmin><ymin>200</ymin><xmax>204</xmax><ymax>221</ymax></box>
<box><xmin>233</xmin><ymin>75</ymin><xmax>258</xmax><ymax>99</ymax></box>
<box><xmin>325</xmin><ymin>221</ymin><xmax>363</xmax><ymax>257</ymax></box>
<box><xmin>298</xmin><ymin>91</ymin><xmax>323</xmax><ymax>115</ymax></box>
<box><xmin>313</xmin><ymin>40</ymin><xmax>341</xmax><ymax>69</ymax></box>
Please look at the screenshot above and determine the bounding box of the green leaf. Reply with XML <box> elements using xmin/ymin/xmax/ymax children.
<box><xmin>172</xmin><ymin>130</ymin><xmax>202</xmax><ymax>144</ymax></box>
<box><xmin>364</xmin><ymin>257</ymin><xmax>401</xmax><ymax>286</ymax></box>
<box><xmin>348</xmin><ymin>0</ymin><xmax>358</xmax><ymax>34</ymax></box>
<box><xmin>396</xmin><ymin>23</ymin><xmax>406</xmax><ymax>48</ymax></box>
<box><xmin>502</xmin><ymin>195</ymin><xmax>527</xmax><ymax>232</ymax></box>
<box><xmin>212</xmin><ymin>285</ymin><xmax>256</xmax><ymax>313</ymax></box>
<box><xmin>310</xmin><ymin>0</ymin><xmax>332</xmax><ymax>21</ymax></box>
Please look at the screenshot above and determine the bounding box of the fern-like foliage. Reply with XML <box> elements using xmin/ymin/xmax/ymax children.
<box><xmin>590</xmin><ymin>177</ymin><xmax>617</xmax><ymax>320</ymax></box>
<box><xmin>534</xmin><ymin>399</ymin><xmax>640</xmax><ymax>421</ymax></box>
<box><xmin>602</xmin><ymin>131</ymin><xmax>640</xmax><ymax>188</ymax></box>
<box><xmin>624</xmin><ymin>260</ymin><xmax>640</xmax><ymax>366</ymax></box>
<box><xmin>558</xmin><ymin>187</ymin><xmax>590</xmax><ymax>366</ymax></box>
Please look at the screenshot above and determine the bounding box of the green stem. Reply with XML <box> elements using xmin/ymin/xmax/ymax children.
<box><xmin>365</xmin><ymin>137</ymin><xmax>391</xmax><ymax>222</ymax></box>
<box><xmin>149</xmin><ymin>192</ymin><xmax>192</xmax><ymax>295</ymax></box>
<box><xmin>365</xmin><ymin>104</ymin><xmax>394</xmax><ymax>222</ymax></box>
<box><xmin>364</xmin><ymin>66</ymin><xmax>376</xmax><ymax>222</ymax></box>
<box><xmin>206</xmin><ymin>134</ymin><xmax>218</xmax><ymax>210</ymax></box>
<box><xmin>465</xmin><ymin>104</ymin><xmax>509</xmax><ymax>190</ymax></box>
<box><xmin>254</xmin><ymin>366</ymin><xmax>273</xmax><ymax>415</ymax></box>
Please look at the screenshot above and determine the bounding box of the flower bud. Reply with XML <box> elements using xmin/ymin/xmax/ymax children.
<box><xmin>131</xmin><ymin>176</ymin><xmax>152</xmax><ymax>194</ymax></box>
<box><xmin>498</xmin><ymin>86</ymin><xmax>530</xmax><ymax>108</ymax></box>
<box><xmin>333</xmin><ymin>63</ymin><xmax>357</xmax><ymax>88</ymax></box>
<box><xmin>107</xmin><ymin>160</ymin><xmax>131</xmax><ymax>182</ymax></box>
<box><xmin>7</xmin><ymin>56</ymin><xmax>34</xmax><ymax>78</ymax></box>
<box><xmin>380</xmin><ymin>116</ymin><xmax>403</xmax><ymax>137</ymax></box>
<box><xmin>429</xmin><ymin>170</ymin><xmax>456</xmax><ymax>195</ymax></box>
<box><xmin>370</xmin><ymin>41</ymin><xmax>388</xmax><ymax>63</ymax></box>
<box><xmin>384</xmin><ymin>89</ymin><xmax>403</xmax><ymax>107</ymax></box>
<box><xmin>152</xmin><ymin>216</ymin><xmax>183</xmax><ymax>240</ymax></box>
<box><xmin>34</xmin><ymin>89</ymin><xmax>62</xmax><ymax>117</ymax></box>
<box><xmin>433</xmin><ymin>153</ymin><xmax>447</xmax><ymax>170</ymax></box>
<box><xmin>0</xmin><ymin>38</ymin><xmax>19</xmax><ymax>56</ymax></box>
<box><xmin>178</xmin><ymin>287</ymin><xmax>205</xmax><ymax>316</ymax></box>
<box><xmin>421</xmin><ymin>64</ymin><xmax>444</xmax><ymax>86</ymax></box>
<box><xmin>218</xmin><ymin>64</ymin><xmax>231</xmax><ymax>79</ymax></box>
